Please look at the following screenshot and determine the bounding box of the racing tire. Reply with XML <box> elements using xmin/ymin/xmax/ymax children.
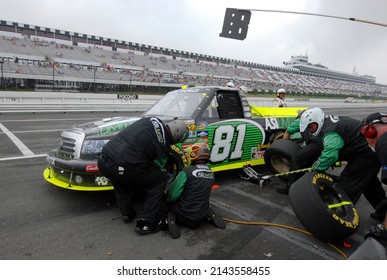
<box><xmin>165</xmin><ymin>147</ymin><xmax>186</xmax><ymax>184</ymax></box>
<box><xmin>268</xmin><ymin>130</ymin><xmax>284</xmax><ymax>144</ymax></box>
<box><xmin>264</xmin><ymin>139</ymin><xmax>301</xmax><ymax>179</ymax></box>
<box><xmin>289</xmin><ymin>171</ymin><xmax>359</xmax><ymax>243</ymax></box>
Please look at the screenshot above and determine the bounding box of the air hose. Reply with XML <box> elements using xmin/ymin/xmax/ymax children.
<box><xmin>222</xmin><ymin>217</ymin><xmax>348</xmax><ymax>259</ymax></box>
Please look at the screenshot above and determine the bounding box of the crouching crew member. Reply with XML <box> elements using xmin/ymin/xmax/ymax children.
<box><xmin>165</xmin><ymin>143</ymin><xmax>225</xmax><ymax>239</ymax></box>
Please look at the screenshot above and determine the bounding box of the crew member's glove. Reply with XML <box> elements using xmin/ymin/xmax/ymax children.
<box><xmin>364</xmin><ymin>224</ymin><xmax>387</xmax><ymax>247</ymax></box>
<box><xmin>311</xmin><ymin>161</ymin><xmax>321</xmax><ymax>171</ymax></box>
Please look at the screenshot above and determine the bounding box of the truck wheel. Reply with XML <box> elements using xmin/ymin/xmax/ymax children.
<box><xmin>165</xmin><ymin>147</ymin><xmax>186</xmax><ymax>184</ymax></box>
<box><xmin>269</xmin><ymin>131</ymin><xmax>284</xmax><ymax>143</ymax></box>
<box><xmin>264</xmin><ymin>139</ymin><xmax>300</xmax><ymax>178</ymax></box>
<box><xmin>289</xmin><ymin>171</ymin><xmax>360</xmax><ymax>243</ymax></box>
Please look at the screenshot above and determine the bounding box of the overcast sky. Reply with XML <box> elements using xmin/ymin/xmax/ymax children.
<box><xmin>1</xmin><ymin>0</ymin><xmax>386</xmax><ymax>85</ymax></box>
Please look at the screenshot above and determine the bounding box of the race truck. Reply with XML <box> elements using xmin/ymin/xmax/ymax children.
<box><xmin>44</xmin><ymin>86</ymin><xmax>307</xmax><ymax>191</ymax></box>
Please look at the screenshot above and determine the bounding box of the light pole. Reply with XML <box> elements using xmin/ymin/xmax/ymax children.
<box><xmin>0</xmin><ymin>58</ymin><xmax>3</xmax><ymax>90</ymax></box>
<box><xmin>52</xmin><ymin>63</ymin><xmax>55</xmax><ymax>92</ymax></box>
<box><xmin>129</xmin><ymin>71</ymin><xmax>132</xmax><ymax>92</ymax></box>
<box><xmin>93</xmin><ymin>66</ymin><xmax>97</xmax><ymax>93</ymax></box>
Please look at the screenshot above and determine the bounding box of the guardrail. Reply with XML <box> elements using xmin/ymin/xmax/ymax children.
<box><xmin>0</xmin><ymin>91</ymin><xmax>385</xmax><ymax>114</ymax></box>
<box><xmin>0</xmin><ymin>91</ymin><xmax>161</xmax><ymax>113</ymax></box>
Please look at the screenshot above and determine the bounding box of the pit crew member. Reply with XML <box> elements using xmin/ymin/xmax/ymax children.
<box><xmin>299</xmin><ymin>108</ymin><xmax>386</xmax><ymax>216</ymax></box>
<box><xmin>97</xmin><ymin>117</ymin><xmax>188</xmax><ymax>235</ymax></box>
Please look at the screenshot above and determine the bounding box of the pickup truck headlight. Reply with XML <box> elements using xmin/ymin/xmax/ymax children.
<box><xmin>81</xmin><ymin>139</ymin><xmax>109</xmax><ymax>154</ymax></box>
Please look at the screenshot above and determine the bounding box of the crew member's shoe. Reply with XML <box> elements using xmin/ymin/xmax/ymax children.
<box><xmin>122</xmin><ymin>210</ymin><xmax>136</xmax><ymax>223</ymax></box>
<box><xmin>206</xmin><ymin>208</ymin><xmax>226</xmax><ymax>229</ymax></box>
<box><xmin>364</xmin><ymin>224</ymin><xmax>387</xmax><ymax>247</ymax></box>
<box><xmin>370</xmin><ymin>198</ymin><xmax>387</xmax><ymax>221</ymax></box>
<box><xmin>135</xmin><ymin>218</ymin><xmax>161</xmax><ymax>235</ymax></box>
<box><xmin>167</xmin><ymin>212</ymin><xmax>180</xmax><ymax>239</ymax></box>
<box><xmin>370</xmin><ymin>210</ymin><xmax>387</xmax><ymax>221</ymax></box>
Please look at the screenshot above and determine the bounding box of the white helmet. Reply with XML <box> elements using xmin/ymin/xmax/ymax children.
<box><xmin>276</xmin><ymin>88</ymin><xmax>286</xmax><ymax>99</ymax></box>
<box><xmin>167</xmin><ymin>120</ymin><xmax>189</xmax><ymax>144</ymax></box>
<box><xmin>226</xmin><ymin>81</ymin><xmax>235</xmax><ymax>88</ymax></box>
<box><xmin>299</xmin><ymin>108</ymin><xmax>325</xmax><ymax>137</ymax></box>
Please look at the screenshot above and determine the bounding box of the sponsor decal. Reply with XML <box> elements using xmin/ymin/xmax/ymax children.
<box><xmin>95</xmin><ymin>176</ymin><xmax>110</xmax><ymax>186</ymax></box>
<box><xmin>192</xmin><ymin>168</ymin><xmax>214</xmax><ymax>179</ymax></box>
<box><xmin>188</xmin><ymin>130</ymin><xmax>197</xmax><ymax>138</ymax></box>
<box><xmin>48</xmin><ymin>157</ymin><xmax>55</xmax><ymax>166</ymax></box>
<box><xmin>184</xmin><ymin>137</ymin><xmax>197</xmax><ymax>143</ymax></box>
<box><xmin>265</xmin><ymin>118</ymin><xmax>279</xmax><ymax>130</ymax></box>
<box><xmin>251</xmin><ymin>147</ymin><xmax>264</xmax><ymax>160</ymax></box>
<box><xmin>86</xmin><ymin>164</ymin><xmax>99</xmax><ymax>173</ymax></box>
<box><xmin>258</xmin><ymin>143</ymin><xmax>270</xmax><ymax>151</ymax></box>
<box><xmin>196</xmin><ymin>121</ymin><xmax>208</xmax><ymax>130</ymax></box>
<box><xmin>99</xmin><ymin>120</ymin><xmax>138</xmax><ymax>135</ymax></box>
<box><xmin>197</xmin><ymin>130</ymin><xmax>209</xmax><ymax>137</ymax></box>
<box><xmin>332</xmin><ymin>208</ymin><xmax>359</xmax><ymax>229</ymax></box>
<box><xmin>117</xmin><ymin>94</ymin><xmax>138</xmax><ymax>100</ymax></box>
<box><xmin>178</xmin><ymin>88</ymin><xmax>201</xmax><ymax>93</ymax></box>
<box><xmin>312</xmin><ymin>172</ymin><xmax>334</xmax><ymax>184</ymax></box>
<box><xmin>151</xmin><ymin>118</ymin><xmax>165</xmax><ymax>144</ymax></box>
<box><xmin>208</xmin><ymin>119</ymin><xmax>265</xmax><ymax>164</ymax></box>
<box><xmin>265</xmin><ymin>117</ymin><xmax>297</xmax><ymax>130</ymax></box>
<box><xmin>277</xmin><ymin>117</ymin><xmax>296</xmax><ymax>129</ymax></box>
<box><xmin>188</xmin><ymin>124</ymin><xmax>197</xmax><ymax>131</ymax></box>
<box><xmin>74</xmin><ymin>175</ymin><xmax>83</xmax><ymax>184</ymax></box>
<box><xmin>171</xmin><ymin>145</ymin><xmax>189</xmax><ymax>166</ymax></box>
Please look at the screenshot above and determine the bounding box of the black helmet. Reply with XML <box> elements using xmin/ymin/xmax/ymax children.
<box><xmin>167</xmin><ymin>120</ymin><xmax>189</xmax><ymax>144</ymax></box>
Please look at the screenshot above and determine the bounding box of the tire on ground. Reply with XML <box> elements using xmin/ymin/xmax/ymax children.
<box><xmin>289</xmin><ymin>171</ymin><xmax>360</xmax><ymax>243</ymax></box>
<box><xmin>264</xmin><ymin>139</ymin><xmax>300</xmax><ymax>180</ymax></box>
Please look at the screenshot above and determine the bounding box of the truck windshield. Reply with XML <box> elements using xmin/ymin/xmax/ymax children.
<box><xmin>145</xmin><ymin>90</ymin><xmax>206</xmax><ymax>118</ymax></box>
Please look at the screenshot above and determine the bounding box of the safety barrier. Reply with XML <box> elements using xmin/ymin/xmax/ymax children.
<box><xmin>0</xmin><ymin>91</ymin><xmax>384</xmax><ymax>114</ymax></box>
<box><xmin>0</xmin><ymin>91</ymin><xmax>160</xmax><ymax>113</ymax></box>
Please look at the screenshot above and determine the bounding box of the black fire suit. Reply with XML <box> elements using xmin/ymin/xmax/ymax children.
<box><xmin>98</xmin><ymin>117</ymin><xmax>171</xmax><ymax>224</ymax></box>
<box><xmin>312</xmin><ymin>115</ymin><xmax>386</xmax><ymax>208</ymax></box>
<box><xmin>167</xmin><ymin>164</ymin><xmax>215</xmax><ymax>228</ymax></box>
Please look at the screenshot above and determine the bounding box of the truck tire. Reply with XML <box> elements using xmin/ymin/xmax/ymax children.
<box><xmin>264</xmin><ymin>139</ymin><xmax>301</xmax><ymax>179</ymax></box>
<box><xmin>165</xmin><ymin>147</ymin><xmax>186</xmax><ymax>184</ymax></box>
<box><xmin>289</xmin><ymin>171</ymin><xmax>360</xmax><ymax>243</ymax></box>
<box><xmin>268</xmin><ymin>130</ymin><xmax>284</xmax><ymax>143</ymax></box>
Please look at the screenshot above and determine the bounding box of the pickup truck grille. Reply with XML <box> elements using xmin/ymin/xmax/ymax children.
<box><xmin>59</xmin><ymin>137</ymin><xmax>76</xmax><ymax>158</ymax></box>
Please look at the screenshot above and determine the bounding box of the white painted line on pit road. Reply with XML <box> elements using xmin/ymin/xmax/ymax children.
<box><xmin>0</xmin><ymin>123</ymin><xmax>35</xmax><ymax>156</ymax></box>
<box><xmin>0</xmin><ymin>154</ymin><xmax>47</xmax><ymax>162</ymax></box>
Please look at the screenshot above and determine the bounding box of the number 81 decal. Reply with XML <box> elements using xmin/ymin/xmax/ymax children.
<box><xmin>209</xmin><ymin>120</ymin><xmax>266</xmax><ymax>163</ymax></box>
<box><xmin>210</xmin><ymin>124</ymin><xmax>246</xmax><ymax>162</ymax></box>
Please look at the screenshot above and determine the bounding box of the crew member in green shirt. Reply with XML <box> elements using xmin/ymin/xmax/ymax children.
<box><xmin>277</xmin><ymin>110</ymin><xmax>323</xmax><ymax>195</ymax></box>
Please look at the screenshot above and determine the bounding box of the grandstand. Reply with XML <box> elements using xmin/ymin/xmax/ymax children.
<box><xmin>0</xmin><ymin>19</ymin><xmax>386</xmax><ymax>98</ymax></box>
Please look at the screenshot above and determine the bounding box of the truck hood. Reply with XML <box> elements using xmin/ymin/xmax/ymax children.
<box><xmin>68</xmin><ymin>115</ymin><xmax>180</xmax><ymax>138</ymax></box>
